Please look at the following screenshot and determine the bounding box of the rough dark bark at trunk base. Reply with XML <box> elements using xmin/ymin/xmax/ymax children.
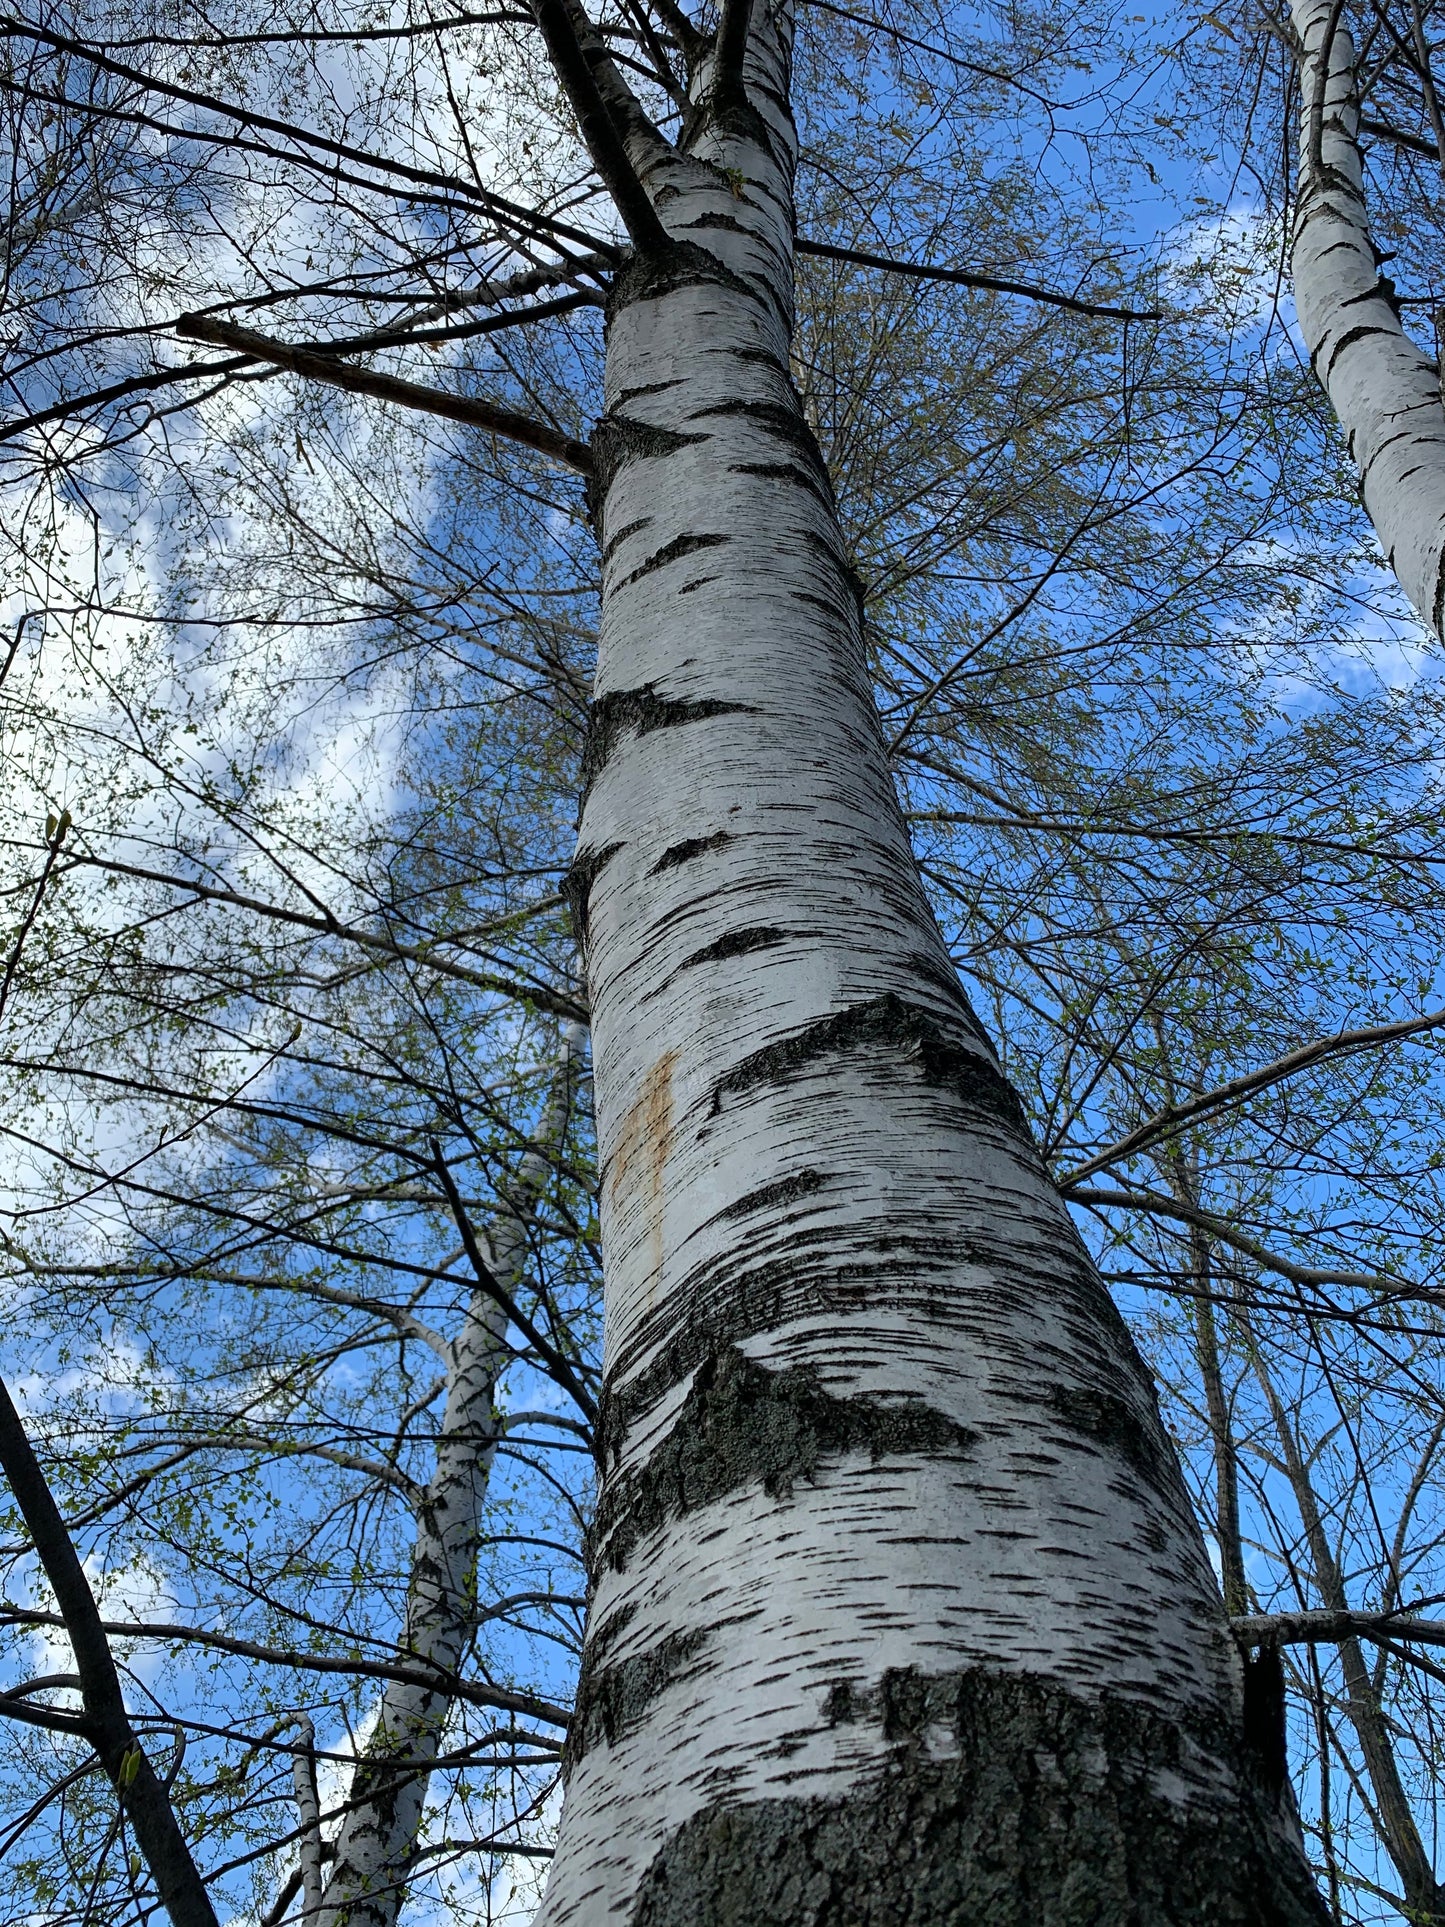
<box><xmin>630</xmin><ymin>1667</ymin><xmax>1328</xmax><ymax>1927</ymax></box>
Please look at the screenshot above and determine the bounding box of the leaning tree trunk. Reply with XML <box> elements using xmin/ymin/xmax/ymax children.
<box><xmin>538</xmin><ymin>3</ymin><xmax>1330</xmax><ymax>1920</ymax></box>
<box><xmin>314</xmin><ymin>1029</ymin><xmax>582</xmax><ymax>1927</ymax></box>
<box><xmin>1289</xmin><ymin>0</ymin><xmax>1445</xmax><ymax>634</ymax></box>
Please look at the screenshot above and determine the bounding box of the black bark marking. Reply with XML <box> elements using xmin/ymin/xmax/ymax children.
<box><xmin>731</xmin><ymin>458</ymin><xmax>835</xmax><ymax>510</ymax></box>
<box><xmin>590</xmin><ymin>413</ymin><xmax>709</xmax><ymax>507</ymax></box>
<box><xmin>613</xmin><ymin>531</ymin><xmax>730</xmax><ymax>592</ymax></box>
<box><xmin>601</xmin><ymin>515</ymin><xmax>652</xmax><ymax>566</ymax></box>
<box><xmin>631</xmin><ymin>1667</ymin><xmax>1328</xmax><ymax>1926</ymax></box>
<box><xmin>1321</xmin><ymin>318</ymin><xmax>1396</xmax><ymax>383</ymax></box>
<box><xmin>1047</xmin><ymin>1383</ymin><xmax>1160</xmax><ymax>1479</ymax></box>
<box><xmin>581</xmin><ymin>686</ymin><xmax>754</xmax><ymax>797</ymax></box>
<box><xmin>799</xmin><ymin>523</ymin><xmax>852</xmax><ymax>571</ymax></box>
<box><xmin>714</xmin><ymin>343</ymin><xmax>785</xmax><ymax>369</ymax></box>
<box><xmin>713</xmin><ymin>991</ymin><xmax>1027</xmax><ymax>1139</ymax></box>
<box><xmin>680</xmin><ymin>210</ymin><xmax>748</xmax><ymax>233</ymax></box>
<box><xmin>692</xmin><ymin>397</ymin><xmax>832</xmax><ymax>486</ymax></box>
<box><xmin>592</xmin><ymin>1346</ymin><xmax>976</xmax><ymax>1569</ymax></box>
<box><xmin>651</xmin><ymin>831</ymin><xmax>735</xmax><ymax>874</ymax></box>
<box><xmin>613</xmin><ymin>379</ymin><xmax>685</xmax><ymax>408</ymax></box>
<box><xmin>680</xmin><ymin>925</ymin><xmax>787</xmax><ymax>970</ymax></box>
<box><xmin>562</xmin><ymin>841</ymin><xmax>624</xmax><ymax>950</ymax></box>
<box><xmin>677</xmin><ymin>574</ymin><xmax>721</xmax><ymax>595</ymax></box>
<box><xmin>718</xmin><ymin>1167</ymin><xmax>826</xmax><ymax>1219</ymax></box>
<box><xmin>567</xmin><ymin>1626</ymin><xmax>709</xmax><ymax>1772</ymax></box>
<box><xmin>793</xmin><ymin>588</ymin><xmax>852</xmax><ymax>624</ymax></box>
<box><xmin>606</xmin><ymin>238</ymin><xmax>755</xmax><ymax>323</ymax></box>
<box><xmin>681</xmin><ymin>95</ymin><xmax>773</xmax><ymax>154</ymax></box>
<box><xmin>903</xmin><ymin>949</ymin><xmax>992</xmax><ymax>1040</ymax></box>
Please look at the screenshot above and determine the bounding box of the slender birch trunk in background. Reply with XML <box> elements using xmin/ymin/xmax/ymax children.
<box><xmin>536</xmin><ymin>1</ymin><xmax>1330</xmax><ymax>1916</ymax></box>
<box><xmin>1289</xmin><ymin>0</ymin><xmax>1445</xmax><ymax>633</ymax></box>
<box><xmin>1249</xmin><ymin>1344</ymin><xmax>1444</xmax><ymax>1924</ymax></box>
<box><xmin>313</xmin><ymin>1029</ymin><xmax>583</xmax><ymax>1927</ymax></box>
<box><xmin>1189</xmin><ymin>1231</ymin><xmax>1249</xmax><ymax>1618</ymax></box>
<box><xmin>1162</xmin><ymin>1147</ymin><xmax>1249</xmax><ymax>1618</ymax></box>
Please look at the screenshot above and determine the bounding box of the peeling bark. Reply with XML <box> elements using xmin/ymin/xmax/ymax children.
<box><xmin>1290</xmin><ymin>0</ymin><xmax>1445</xmax><ymax>633</ymax></box>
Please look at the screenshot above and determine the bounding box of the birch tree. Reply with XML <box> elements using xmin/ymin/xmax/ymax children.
<box><xmin>511</xmin><ymin>3</ymin><xmax>1317</xmax><ymax>1917</ymax></box>
<box><xmin>1250</xmin><ymin>0</ymin><xmax>1445</xmax><ymax>634</ymax></box>
<box><xmin>5</xmin><ymin>0</ymin><xmax>1445</xmax><ymax>1920</ymax></box>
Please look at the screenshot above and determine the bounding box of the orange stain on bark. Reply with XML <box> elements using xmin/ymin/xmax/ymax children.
<box><xmin>609</xmin><ymin>1050</ymin><xmax>677</xmax><ymax>1306</ymax></box>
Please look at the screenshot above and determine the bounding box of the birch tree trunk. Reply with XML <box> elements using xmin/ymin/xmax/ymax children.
<box><xmin>1289</xmin><ymin>0</ymin><xmax>1445</xmax><ymax>633</ymax></box>
<box><xmin>537</xmin><ymin>3</ymin><xmax>1331</xmax><ymax>1918</ymax></box>
<box><xmin>314</xmin><ymin>1029</ymin><xmax>582</xmax><ymax>1927</ymax></box>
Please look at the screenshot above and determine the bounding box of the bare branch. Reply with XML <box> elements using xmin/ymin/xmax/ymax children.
<box><xmin>0</xmin><ymin>1609</ymin><xmax>572</xmax><ymax>1728</ymax></box>
<box><xmin>795</xmin><ymin>236</ymin><xmax>1162</xmax><ymax>320</ymax></box>
<box><xmin>1066</xmin><ymin>1185</ymin><xmax>1413</xmax><ymax>1296</ymax></box>
<box><xmin>1235</xmin><ymin>1609</ymin><xmax>1445</xmax><ymax>1649</ymax></box>
<box><xmin>430</xmin><ymin>1138</ymin><xmax>599</xmax><ymax>1420</ymax></box>
<box><xmin>1060</xmin><ymin>1003</ymin><xmax>1445</xmax><ymax>1188</ymax></box>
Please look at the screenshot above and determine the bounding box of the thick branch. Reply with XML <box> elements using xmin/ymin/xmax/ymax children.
<box><xmin>1234</xmin><ymin>1610</ymin><xmax>1445</xmax><ymax>1649</ymax></box>
<box><xmin>0</xmin><ymin>1379</ymin><xmax>219</xmax><ymax>1927</ymax></box>
<box><xmin>175</xmin><ymin>316</ymin><xmax>593</xmax><ymax>474</ymax></box>
<box><xmin>187</xmin><ymin>290</ymin><xmax>600</xmax><ymax>360</ymax></box>
<box><xmin>1360</xmin><ymin>112</ymin><xmax>1442</xmax><ymax>155</ymax></box>
<box><xmin>291</xmin><ymin>1719</ymin><xmax>326</xmax><ymax>1922</ymax></box>
<box><xmin>712</xmin><ymin>0</ymin><xmax>755</xmax><ymax>102</ymax></box>
<box><xmin>524</xmin><ymin>0</ymin><xmax>669</xmax><ymax>249</ymax></box>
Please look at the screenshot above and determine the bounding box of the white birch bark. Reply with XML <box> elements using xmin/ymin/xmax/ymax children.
<box><xmin>536</xmin><ymin>4</ymin><xmax>1329</xmax><ymax>1919</ymax></box>
<box><xmin>312</xmin><ymin>1028</ymin><xmax>583</xmax><ymax>1927</ymax></box>
<box><xmin>1290</xmin><ymin>0</ymin><xmax>1445</xmax><ymax>633</ymax></box>
<box><xmin>291</xmin><ymin>1718</ymin><xmax>326</xmax><ymax>1922</ymax></box>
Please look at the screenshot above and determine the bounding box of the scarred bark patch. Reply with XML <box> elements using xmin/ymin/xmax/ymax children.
<box><xmin>629</xmin><ymin>1665</ymin><xmax>1329</xmax><ymax>1926</ymax></box>
<box><xmin>600</xmin><ymin>1223</ymin><xmax>1024</xmax><ymax>1447</ymax></box>
<box><xmin>712</xmin><ymin>990</ymin><xmax>1028</xmax><ymax>1139</ymax></box>
<box><xmin>562</xmin><ymin>840</ymin><xmax>624</xmax><ymax>950</ymax></box>
<box><xmin>580</xmin><ymin>685</ymin><xmax>755</xmax><ymax>797</ymax></box>
<box><xmin>650</xmin><ymin>830</ymin><xmax>735</xmax><ymax>874</ymax></box>
<box><xmin>591</xmin><ymin>1345</ymin><xmax>977</xmax><ymax>1569</ymax></box>
<box><xmin>568</xmin><ymin>1625</ymin><xmax>710</xmax><ymax>1772</ymax></box>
